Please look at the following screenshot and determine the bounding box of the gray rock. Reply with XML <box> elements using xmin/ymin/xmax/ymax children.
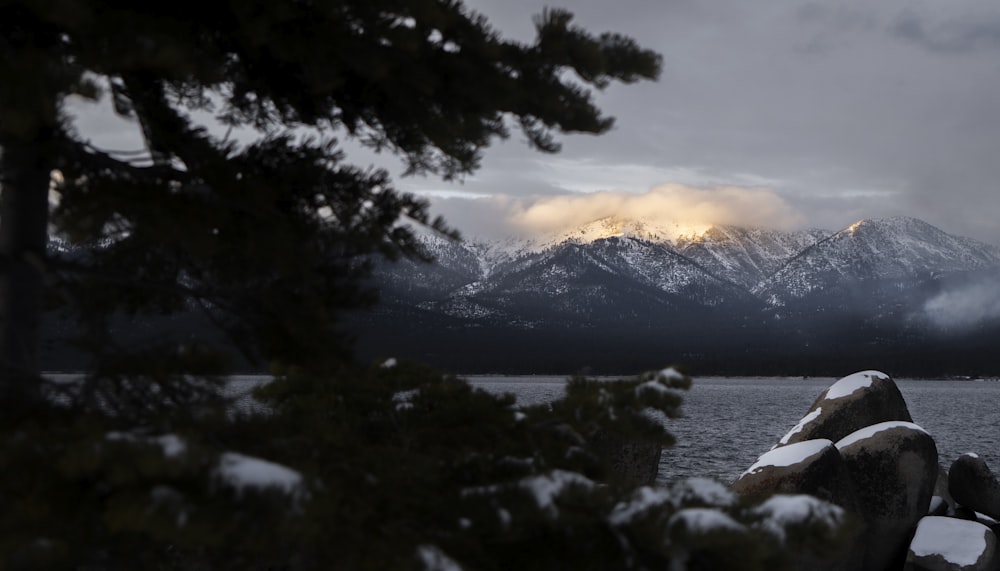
<box><xmin>928</xmin><ymin>496</ymin><xmax>949</xmax><ymax>516</ymax></box>
<box><xmin>777</xmin><ymin>370</ymin><xmax>912</xmax><ymax>447</ymax></box>
<box><xmin>934</xmin><ymin>463</ymin><xmax>957</xmax><ymax>515</ymax></box>
<box><xmin>594</xmin><ymin>433</ymin><xmax>661</xmax><ymax>485</ymax></box>
<box><xmin>836</xmin><ymin>421</ymin><xmax>939</xmax><ymax>571</ymax></box>
<box><xmin>949</xmin><ymin>453</ymin><xmax>1000</xmax><ymax>521</ymax></box>
<box><xmin>732</xmin><ymin>439</ymin><xmax>859</xmax><ymax>512</ymax></box>
<box><xmin>905</xmin><ymin>516</ymin><xmax>997</xmax><ymax>571</ymax></box>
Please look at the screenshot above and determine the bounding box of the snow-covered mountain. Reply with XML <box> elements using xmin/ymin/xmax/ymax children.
<box><xmin>754</xmin><ymin>217</ymin><xmax>1000</xmax><ymax>306</ymax></box>
<box><xmin>375</xmin><ymin>216</ymin><xmax>1000</xmax><ymax>328</ymax></box>
<box><xmin>675</xmin><ymin>225</ymin><xmax>831</xmax><ymax>289</ymax></box>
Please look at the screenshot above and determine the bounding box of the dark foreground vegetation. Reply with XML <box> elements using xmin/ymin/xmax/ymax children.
<box><xmin>2</xmin><ymin>1</ymin><xmax>974</xmax><ymax>568</ymax></box>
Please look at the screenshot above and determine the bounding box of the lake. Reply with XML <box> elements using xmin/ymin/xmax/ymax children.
<box><xmin>465</xmin><ymin>375</ymin><xmax>1000</xmax><ymax>485</ymax></box>
<box><xmin>66</xmin><ymin>372</ymin><xmax>999</xmax><ymax>486</ymax></box>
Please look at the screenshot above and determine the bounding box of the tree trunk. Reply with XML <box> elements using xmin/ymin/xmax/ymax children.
<box><xmin>0</xmin><ymin>128</ymin><xmax>53</xmax><ymax>403</ymax></box>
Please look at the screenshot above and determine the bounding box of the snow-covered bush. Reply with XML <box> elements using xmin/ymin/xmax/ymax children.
<box><xmin>1</xmin><ymin>363</ymin><xmax>854</xmax><ymax>569</ymax></box>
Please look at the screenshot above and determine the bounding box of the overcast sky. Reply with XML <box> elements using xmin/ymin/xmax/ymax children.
<box><xmin>387</xmin><ymin>0</ymin><xmax>1000</xmax><ymax>244</ymax></box>
<box><xmin>70</xmin><ymin>0</ymin><xmax>1000</xmax><ymax>244</ymax></box>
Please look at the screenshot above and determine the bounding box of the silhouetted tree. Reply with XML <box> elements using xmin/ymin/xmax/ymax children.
<box><xmin>0</xmin><ymin>2</ymin><xmax>858</xmax><ymax>569</ymax></box>
<box><xmin>0</xmin><ymin>0</ymin><xmax>661</xmax><ymax>407</ymax></box>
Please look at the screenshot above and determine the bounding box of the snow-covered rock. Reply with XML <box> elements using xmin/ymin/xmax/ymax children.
<box><xmin>777</xmin><ymin>370</ymin><xmax>913</xmax><ymax>447</ymax></box>
<box><xmin>905</xmin><ymin>516</ymin><xmax>998</xmax><ymax>571</ymax></box>
<box><xmin>836</xmin><ymin>421</ymin><xmax>939</xmax><ymax>571</ymax></box>
<box><xmin>949</xmin><ymin>453</ymin><xmax>1000</xmax><ymax>521</ymax></box>
<box><xmin>733</xmin><ymin>439</ymin><xmax>858</xmax><ymax>512</ymax></box>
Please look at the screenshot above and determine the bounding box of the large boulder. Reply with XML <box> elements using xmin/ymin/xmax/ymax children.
<box><xmin>836</xmin><ymin>421</ymin><xmax>939</xmax><ymax>571</ymax></box>
<box><xmin>905</xmin><ymin>516</ymin><xmax>998</xmax><ymax>571</ymax></box>
<box><xmin>732</xmin><ymin>439</ymin><xmax>859</xmax><ymax>512</ymax></box>
<box><xmin>594</xmin><ymin>433</ymin><xmax>662</xmax><ymax>485</ymax></box>
<box><xmin>777</xmin><ymin>370</ymin><xmax>912</xmax><ymax>448</ymax></box>
<box><xmin>949</xmin><ymin>453</ymin><xmax>1000</xmax><ymax>521</ymax></box>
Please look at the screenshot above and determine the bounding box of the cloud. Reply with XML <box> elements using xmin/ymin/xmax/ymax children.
<box><xmin>429</xmin><ymin>184</ymin><xmax>806</xmax><ymax>239</ymax></box>
<box><xmin>892</xmin><ymin>8</ymin><xmax>1000</xmax><ymax>54</ymax></box>
<box><xmin>922</xmin><ymin>280</ymin><xmax>1000</xmax><ymax>330</ymax></box>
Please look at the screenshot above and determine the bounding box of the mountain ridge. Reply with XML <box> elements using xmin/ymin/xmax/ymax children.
<box><xmin>364</xmin><ymin>215</ymin><xmax>1000</xmax><ymax>375</ymax></box>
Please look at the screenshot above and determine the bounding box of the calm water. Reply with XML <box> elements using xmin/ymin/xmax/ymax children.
<box><xmin>56</xmin><ymin>373</ymin><xmax>999</xmax><ymax>486</ymax></box>
<box><xmin>465</xmin><ymin>376</ymin><xmax>1000</xmax><ymax>485</ymax></box>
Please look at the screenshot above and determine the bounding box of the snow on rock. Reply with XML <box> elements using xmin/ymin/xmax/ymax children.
<box><xmin>381</xmin><ymin>357</ymin><xmax>398</xmax><ymax>368</ymax></box>
<box><xmin>668</xmin><ymin>508</ymin><xmax>745</xmax><ymax>534</ymax></box>
<box><xmin>908</xmin><ymin>516</ymin><xmax>995</xmax><ymax>568</ymax></box>
<box><xmin>634</xmin><ymin>379</ymin><xmax>681</xmax><ymax>397</ymax></box>
<box><xmin>217</xmin><ymin>452</ymin><xmax>303</xmax><ymax>495</ymax></box>
<box><xmin>949</xmin><ymin>453</ymin><xmax>1000</xmax><ymax>521</ymax></box>
<box><xmin>928</xmin><ymin>495</ymin><xmax>947</xmax><ymax>516</ymax></box>
<box><xmin>417</xmin><ymin>545</ymin><xmax>464</xmax><ymax>571</ymax></box>
<box><xmin>823</xmin><ymin>370</ymin><xmax>886</xmax><ymax>400</ymax></box>
<box><xmin>776</xmin><ymin>408</ymin><xmax>822</xmax><ymax>448</ymax></box>
<box><xmin>751</xmin><ymin>494</ymin><xmax>845</xmax><ymax>543</ymax></box>
<box><xmin>835</xmin><ymin>421</ymin><xmax>929</xmax><ymax>450</ymax></box>
<box><xmin>742</xmin><ymin>439</ymin><xmax>834</xmax><ymax>477</ymax></box>
<box><xmin>658</xmin><ymin>367</ymin><xmax>685</xmax><ymax>382</ymax></box>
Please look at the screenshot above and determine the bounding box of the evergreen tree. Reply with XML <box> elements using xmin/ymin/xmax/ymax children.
<box><xmin>0</xmin><ymin>2</ymin><xmax>855</xmax><ymax>568</ymax></box>
<box><xmin>0</xmin><ymin>0</ymin><xmax>661</xmax><ymax>402</ymax></box>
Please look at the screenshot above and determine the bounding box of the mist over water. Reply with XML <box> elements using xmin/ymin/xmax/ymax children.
<box><xmin>923</xmin><ymin>280</ymin><xmax>1000</xmax><ymax>330</ymax></box>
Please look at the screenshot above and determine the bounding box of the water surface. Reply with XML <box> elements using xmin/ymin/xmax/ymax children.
<box><xmin>467</xmin><ymin>376</ymin><xmax>1000</xmax><ymax>484</ymax></box>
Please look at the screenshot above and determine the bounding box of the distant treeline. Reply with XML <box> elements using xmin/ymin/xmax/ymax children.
<box><xmin>41</xmin><ymin>305</ymin><xmax>1000</xmax><ymax>379</ymax></box>
<box><xmin>350</xmin><ymin>307</ymin><xmax>1000</xmax><ymax>379</ymax></box>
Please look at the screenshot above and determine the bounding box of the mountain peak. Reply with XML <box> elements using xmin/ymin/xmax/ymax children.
<box><xmin>841</xmin><ymin>216</ymin><xmax>932</xmax><ymax>236</ymax></box>
<box><xmin>540</xmin><ymin>216</ymin><xmax>714</xmax><ymax>247</ymax></box>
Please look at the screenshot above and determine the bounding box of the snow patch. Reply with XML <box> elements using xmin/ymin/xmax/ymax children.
<box><xmin>417</xmin><ymin>545</ymin><xmax>463</xmax><ymax>571</ymax></box>
<box><xmin>824</xmin><ymin>370</ymin><xmax>887</xmax><ymax>400</ymax></box>
<box><xmin>106</xmin><ymin>432</ymin><xmax>187</xmax><ymax>458</ymax></box>
<box><xmin>742</xmin><ymin>439</ymin><xmax>833</xmax><ymax>477</ymax></box>
<box><xmin>752</xmin><ymin>494</ymin><xmax>845</xmax><ymax>543</ymax></box>
<box><xmin>520</xmin><ymin>470</ymin><xmax>594</xmax><ymax>514</ymax></box>
<box><xmin>910</xmin><ymin>516</ymin><xmax>991</xmax><ymax>567</ymax></box>
<box><xmin>155</xmin><ymin>434</ymin><xmax>187</xmax><ymax>458</ymax></box>
<box><xmin>217</xmin><ymin>452</ymin><xmax>303</xmax><ymax>494</ymax></box>
<box><xmin>609</xmin><ymin>486</ymin><xmax>675</xmax><ymax>526</ymax></box>
<box><xmin>658</xmin><ymin>367</ymin><xmax>685</xmax><ymax>382</ymax></box>
<box><xmin>461</xmin><ymin>470</ymin><xmax>594</xmax><ymax>517</ymax></box>
<box><xmin>635</xmin><ymin>380</ymin><xmax>681</xmax><ymax>398</ymax></box>
<box><xmin>777</xmin><ymin>407</ymin><xmax>822</xmax><ymax>447</ymax></box>
<box><xmin>928</xmin><ymin>496</ymin><xmax>945</xmax><ymax>514</ymax></box>
<box><xmin>671</xmin><ymin>477</ymin><xmax>737</xmax><ymax>507</ymax></box>
<box><xmin>497</xmin><ymin>508</ymin><xmax>511</xmax><ymax>528</ymax></box>
<box><xmin>835</xmin><ymin>421</ymin><xmax>928</xmax><ymax>450</ymax></box>
<box><xmin>381</xmin><ymin>357</ymin><xmax>398</xmax><ymax>368</ymax></box>
<box><xmin>669</xmin><ymin>508</ymin><xmax>745</xmax><ymax>533</ymax></box>
<box><xmin>393</xmin><ymin>389</ymin><xmax>419</xmax><ymax>411</ymax></box>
